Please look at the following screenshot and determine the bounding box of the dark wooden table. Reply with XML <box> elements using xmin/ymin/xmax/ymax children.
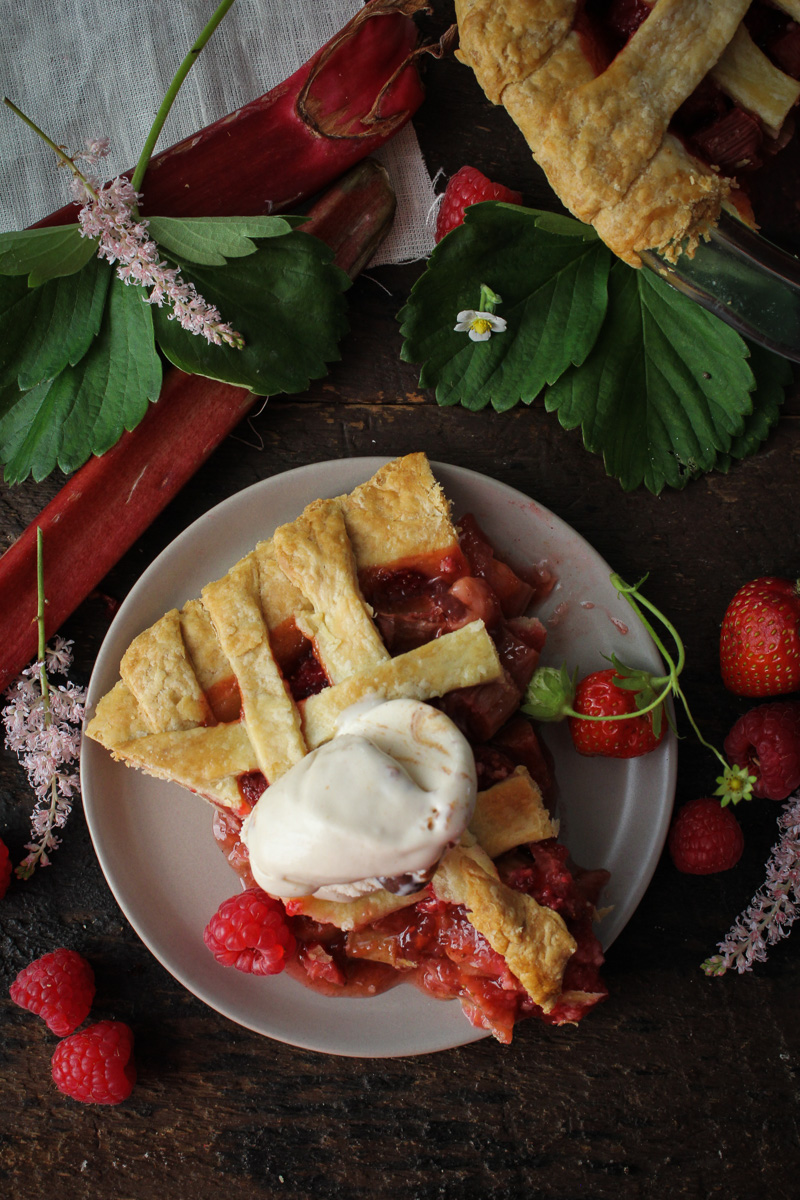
<box><xmin>2</xmin><ymin>7</ymin><xmax>799</xmax><ymax>1197</ymax></box>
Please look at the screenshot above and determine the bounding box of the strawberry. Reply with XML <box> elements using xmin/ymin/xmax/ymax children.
<box><xmin>720</xmin><ymin>576</ymin><xmax>800</xmax><ymax>697</ymax></box>
<box><xmin>435</xmin><ymin>166</ymin><xmax>522</xmax><ymax>242</ymax></box>
<box><xmin>668</xmin><ymin>797</ymin><xmax>744</xmax><ymax>874</ymax></box>
<box><xmin>723</xmin><ymin>700</ymin><xmax>800</xmax><ymax>800</ymax></box>
<box><xmin>568</xmin><ymin>668</ymin><xmax>665</xmax><ymax>758</ymax></box>
<box><xmin>521</xmin><ymin>576</ymin><xmax>751</xmax><ymax>793</ymax></box>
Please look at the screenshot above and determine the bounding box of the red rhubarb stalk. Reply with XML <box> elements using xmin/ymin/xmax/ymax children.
<box><xmin>37</xmin><ymin>0</ymin><xmax>432</xmax><ymax>227</ymax></box>
<box><xmin>0</xmin><ymin>159</ymin><xmax>396</xmax><ymax>691</ymax></box>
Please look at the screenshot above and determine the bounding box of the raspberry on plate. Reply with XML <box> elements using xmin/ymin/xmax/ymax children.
<box><xmin>668</xmin><ymin>797</ymin><xmax>744</xmax><ymax>875</ymax></box>
<box><xmin>435</xmin><ymin>165</ymin><xmax>522</xmax><ymax>242</ymax></box>
<box><xmin>9</xmin><ymin>948</ymin><xmax>95</xmax><ymax>1037</ymax></box>
<box><xmin>51</xmin><ymin>1020</ymin><xmax>136</xmax><ymax>1105</ymax></box>
<box><xmin>0</xmin><ymin>837</ymin><xmax>11</xmax><ymax>898</ymax></box>
<box><xmin>204</xmin><ymin>887</ymin><xmax>296</xmax><ymax>975</ymax></box>
<box><xmin>724</xmin><ymin>701</ymin><xmax>800</xmax><ymax>800</ymax></box>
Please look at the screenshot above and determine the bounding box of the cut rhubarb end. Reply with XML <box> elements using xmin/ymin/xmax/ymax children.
<box><xmin>35</xmin><ymin>0</ymin><xmax>429</xmax><ymax>229</ymax></box>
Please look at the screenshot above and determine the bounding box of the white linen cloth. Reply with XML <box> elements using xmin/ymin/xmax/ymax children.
<box><xmin>0</xmin><ymin>0</ymin><xmax>437</xmax><ymax>264</ymax></box>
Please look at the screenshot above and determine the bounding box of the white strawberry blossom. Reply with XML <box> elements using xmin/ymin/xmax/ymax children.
<box><xmin>454</xmin><ymin>309</ymin><xmax>508</xmax><ymax>342</ymax></box>
<box><xmin>702</xmin><ymin>791</ymin><xmax>800</xmax><ymax>975</ymax></box>
<box><xmin>455</xmin><ymin>283</ymin><xmax>507</xmax><ymax>342</ymax></box>
<box><xmin>2</xmin><ymin>638</ymin><xmax>86</xmax><ymax>877</ymax></box>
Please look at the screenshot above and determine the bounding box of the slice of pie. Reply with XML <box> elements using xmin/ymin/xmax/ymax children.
<box><xmin>455</xmin><ymin>0</ymin><xmax>800</xmax><ymax>264</ymax></box>
<box><xmin>86</xmin><ymin>453</ymin><xmax>608</xmax><ymax>1042</ymax></box>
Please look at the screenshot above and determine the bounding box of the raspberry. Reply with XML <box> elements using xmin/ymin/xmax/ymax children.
<box><xmin>204</xmin><ymin>887</ymin><xmax>296</xmax><ymax>975</ymax></box>
<box><xmin>668</xmin><ymin>797</ymin><xmax>744</xmax><ymax>875</ymax></box>
<box><xmin>51</xmin><ymin>1020</ymin><xmax>136</xmax><ymax>1105</ymax></box>
<box><xmin>0</xmin><ymin>837</ymin><xmax>12</xmax><ymax>898</ymax></box>
<box><xmin>9</xmin><ymin>948</ymin><xmax>95</xmax><ymax>1036</ymax></box>
<box><xmin>435</xmin><ymin>166</ymin><xmax>522</xmax><ymax>242</ymax></box>
<box><xmin>723</xmin><ymin>700</ymin><xmax>800</xmax><ymax>800</ymax></box>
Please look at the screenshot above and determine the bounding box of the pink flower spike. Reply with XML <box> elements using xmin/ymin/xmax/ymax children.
<box><xmin>2</xmin><ymin>639</ymin><xmax>86</xmax><ymax>878</ymax></box>
<box><xmin>72</xmin><ymin>162</ymin><xmax>244</xmax><ymax>349</ymax></box>
<box><xmin>702</xmin><ymin>791</ymin><xmax>800</xmax><ymax>976</ymax></box>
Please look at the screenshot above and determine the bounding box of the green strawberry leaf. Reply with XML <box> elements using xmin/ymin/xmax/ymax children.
<box><xmin>0</xmin><ymin>256</ymin><xmax>112</xmax><ymax>390</ymax></box>
<box><xmin>544</xmin><ymin>262</ymin><xmax>757</xmax><ymax>493</ymax></box>
<box><xmin>145</xmin><ymin>214</ymin><xmax>304</xmax><ymax>266</ymax></box>
<box><xmin>0</xmin><ymin>225</ymin><xmax>97</xmax><ymax>285</ymax></box>
<box><xmin>715</xmin><ymin>340</ymin><xmax>792</xmax><ymax>471</ymax></box>
<box><xmin>398</xmin><ymin>204</ymin><xmax>610</xmax><ymax>412</ymax></box>
<box><xmin>0</xmin><ymin>274</ymin><xmax>161</xmax><ymax>482</ymax></box>
<box><xmin>152</xmin><ymin>231</ymin><xmax>350</xmax><ymax>395</ymax></box>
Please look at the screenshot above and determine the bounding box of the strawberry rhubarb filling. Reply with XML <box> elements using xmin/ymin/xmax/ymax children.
<box><xmin>207</xmin><ymin>515</ymin><xmax>608</xmax><ymax>1043</ymax></box>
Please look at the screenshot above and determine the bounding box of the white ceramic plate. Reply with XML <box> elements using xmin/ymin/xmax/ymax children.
<box><xmin>81</xmin><ymin>458</ymin><xmax>676</xmax><ymax>1057</ymax></box>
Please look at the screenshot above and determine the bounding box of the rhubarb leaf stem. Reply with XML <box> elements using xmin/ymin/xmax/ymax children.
<box><xmin>131</xmin><ymin>0</ymin><xmax>238</xmax><ymax>195</ymax></box>
<box><xmin>36</xmin><ymin>527</ymin><xmax>50</xmax><ymax>720</ymax></box>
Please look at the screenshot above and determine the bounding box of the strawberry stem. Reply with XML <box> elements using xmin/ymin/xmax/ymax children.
<box><xmin>524</xmin><ymin>573</ymin><xmax>757</xmax><ymax>803</ymax></box>
<box><xmin>610</xmin><ymin>575</ymin><xmax>756</xmax><ymax>804</ymax></box>
<box><xmin>610</xmin><ymin>574</ymin><xmax>685</xmax><ymax>676</ymax></box>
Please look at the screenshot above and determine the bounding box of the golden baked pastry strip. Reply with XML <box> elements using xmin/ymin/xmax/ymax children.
<box><xmin>301</xmin><ymin>620</ymin><xmax>501</xmax><ymax>749</ymax></box>
<box><xmin>201</xmin><ymin>553</ymin><xmax>307</xmax><ymax>782</ymax></box>
<box><xmin>433</xmin><ymin>841</ymin><xmax>576</xmax><ymax>1013</ymax></box>
<box><xmin>708</xmin><ymin>26</ymin><xmax>800</xmax><ymax>136</ymax></box>
<box><xmin>338</xmin><ymin>451</ymin><xmax>457</xmax><ymax>567</ymax></box>
<box><xmin>273</xmin><ymin>497</ymin><xmax>391</xmax><ymax>685</ymax></box>
<box><xmin>120</xmin><ymin>608</ymin><xmax>213</xmax><ymax>733</ymax></box>
<box><xmin>469</xmin><ymin>765</ymin><xmax>557</xmax><ymax>858</ymax></box>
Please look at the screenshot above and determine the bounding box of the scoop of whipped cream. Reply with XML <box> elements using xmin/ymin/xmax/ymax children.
<box><xmin>240</xmin><ymin>698</ymin><xmax>477</xmax><ymax>902</ymax></box>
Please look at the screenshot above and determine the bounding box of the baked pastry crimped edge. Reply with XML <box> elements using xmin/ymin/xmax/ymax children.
<box><xmin>455</xmin><ymin>0</ymin><xmax>786</xmax><ymax>265</ymax></box>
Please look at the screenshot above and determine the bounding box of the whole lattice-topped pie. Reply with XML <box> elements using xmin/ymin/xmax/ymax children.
<box><xmin>86</xmin><ymin>453</ymin><xmax>608</xmax><ymax>1041</ymax></box>
<box><xmin>455</xmin><ymin>0</ymin><xmax>800</xmax><ymax>264</ymax></box>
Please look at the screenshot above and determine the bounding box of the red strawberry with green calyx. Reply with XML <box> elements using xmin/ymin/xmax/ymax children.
<box><xmin>720</xmin><ymin>576</ymin><xmax>800</xmax><ymax>697</ymax></box>
<box><xmin>522</xmin><ymin>659</ymin><xmax>666</xmax><ymax>759</ymax></box>
<box><xmin>521</xmin><ymin>573</ymin><xmax>756</xmax><ymax>804</ymax></box>
<box><xmin>569</xmin><ymin>667</ymin><xmax>665</xmax><ymax>758</ymax></box>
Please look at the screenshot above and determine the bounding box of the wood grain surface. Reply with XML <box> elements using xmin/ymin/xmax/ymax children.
<box><xmin>2</xmin><ymin>4</ymin><xmax>800</xmax><ymax>1198</ymax></box>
